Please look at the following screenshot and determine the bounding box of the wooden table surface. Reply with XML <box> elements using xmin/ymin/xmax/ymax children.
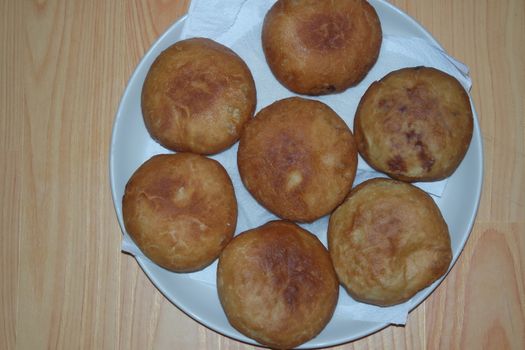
<box><xmin>2</xmin><ymin>0</ymin><xmax>524</xmax><ymax>349</ymax></box>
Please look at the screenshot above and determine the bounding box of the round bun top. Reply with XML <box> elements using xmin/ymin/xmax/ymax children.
<box><xmin>262</xmin><ymin>0</ymin><xmax>382</xmax><ymax>95</ymax></box>
<box><xmin>354</xmin><ymin>66</ymin><xmax>473</xmax><ymax>181</ymax></box>
<box><xmin>218</xmin><ymin>220</ymin><xmax>338</xmax><ymax>349</ymax></box>
<box><xmin>122</xmin><ymin>153</ymin><xmax>237</xmax><ymax>272</ymax></box>
<box><xmin>328</xmin><ymin>178</ymin><xmax>452</xmax><ymax>306</ymax></box>
<box><xmin>238</xmin><ymin>97</ymin><xmax>357</xmax><ymax>222</ymax></box>
<box><xmin>141</xmin><ymin>38</ymin><xmax>256</xmax><ymax>154</ymax></box>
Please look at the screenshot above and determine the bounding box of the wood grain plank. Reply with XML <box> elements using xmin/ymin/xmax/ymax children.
<box><xmin>17</xmin><ymin>0</ymin><xmax>71</xmax><ymax>347</ymax></box>
<box><xmin>119</xmin><ymin>256</ymin><xmax>163</xmax><ymax>350</ymax></box>
<box><xmin>425</xmin><ymin>223</ymin><xmax>525</xmax><ymax>349</ymax></box>
<box><xmin>481</xmin><ymin>0</ymin><xmax>525</xmax><ymax>222</ymax></box>
<box><xmin>15</xmin><ymin>0</ymin><xmax>128</xmax><ymax>349</ymax></box>
<box><xmin>1</xmin><ymin>1</ymin><xmax>23</xmax><ymax>349</ymax></box>
<box><xmin>66</xmin><ymin>1</ymin><xmax>126</xmax><ymax>348</ymax></box>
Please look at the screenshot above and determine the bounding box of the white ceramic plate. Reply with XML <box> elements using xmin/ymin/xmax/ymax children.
<box><xmin>110</xmin><ymin>0</ymin><xmax>483</xmax><ymax>347</ymax></box>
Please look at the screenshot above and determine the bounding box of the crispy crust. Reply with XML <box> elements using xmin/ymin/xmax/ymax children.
<box><xmin>237</xmin><ymin>97</ymin><xmax>358</xmax><ymax>222</ymax></box>
<box><xmin>122</xmin><ymin>153</ymin><xmax>237</xmax><ymax>272</ymax></box>
<box><xmin>217</xmin><ymin>221</ymin><xmax>339</xmax><ymax>349</ymax></box>
<box><xmin>328</xmin><ymin>178</ymin><xmax>452</xmax><ymax>306</ymax></box>
<box><xmin>354</xmin><ymin>66</ymin><xmax>473</xmax><ymax>181</ymax></box>
<box><xmin>262</xmin><ymin>0</ymin><xmax>382</xmax><ymax>95</ymax></box>
<box><xmin>141</xmin><ymin>38</ymin><xmax>256</xmax><ymax>155</ymax></box>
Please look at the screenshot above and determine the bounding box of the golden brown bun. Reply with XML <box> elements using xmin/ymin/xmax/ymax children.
<box><xmin>141</xmin><ymin>38</ymin><xmax>256</xmax><ymax>155</ymax></box>
<box><xmin>122</xmin><ymin>153</ymin><xmax>237</xmax><ymax>272</ymax></box>
<box><xmin>328</xmin><ymin>178</ymin><xmax>452</xmax><ymax>306</ymax></box>
<box><xmin>262</xmin><ymin>0</ymin><xmax>382</xmax><ymax>95</ymax></box>
<box><xmin>354</xmin><ymin>66</ymin><xmax>473</xmax><ymax>181</ymax></box>
<box><xmin>217</xmin><ymin>220</ymin><xmax>338</xmax><ymax>349</ymax></box>
<box><xmin>237</xmin><ymin>97</ymin><xmax>358</xmax><ymax>222</ymax></box>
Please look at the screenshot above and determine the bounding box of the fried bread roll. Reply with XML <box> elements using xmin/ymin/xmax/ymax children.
<box><xmin>141</xmin><ymin>38</ymin><xmax>256</xmax><ymax>154</ymax></box>
<box><xmin>217</xmin><ymin>220</ymin><xmax>338</xmax><ymax>349</ymax></box>
<box><xmin>238</xmin><ymin>97</ymin><xmax>357</xmax><ymax>222</ymax></box>
<box><xmin>122</xmin><ymin>153</ymin><xmax>237</xmax><ymax>272</ymax></box>
<box><xmin>354</xmin><ymin>66</ymin><xmax>473</xmax><ymax>181</ymax></box>
<box><xmin>328</xmin><ymin>178</ymin><xmax>452</xmax><ymax>306</ymax></box>
<box><xmin>262</xmin><ymin>0</ymin><xmax>382</xmax><ymax>95</ymax></box>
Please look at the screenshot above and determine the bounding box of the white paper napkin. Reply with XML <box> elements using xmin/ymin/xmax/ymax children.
<box><xmin>122</xmin><ymin>0</ymin><xmax>472</xmax><ymax>326</ymax></box>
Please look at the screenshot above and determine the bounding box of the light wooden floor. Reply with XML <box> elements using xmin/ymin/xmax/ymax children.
<box><xmin>1</xmin><ymin>0</ymin><xmax>524</xmax><ymax>349</ymax></box>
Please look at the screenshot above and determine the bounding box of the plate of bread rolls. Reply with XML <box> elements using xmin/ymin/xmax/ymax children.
<box><xmin>110</xmin><ymin>0</ymin><xmax>483</xmax><ymax>348</ymax></box>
